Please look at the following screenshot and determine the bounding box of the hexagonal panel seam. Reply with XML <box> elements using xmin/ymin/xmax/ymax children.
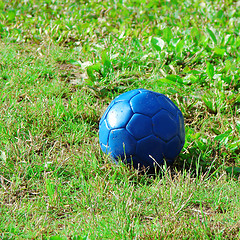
<box><xmin>139</xmin><ymin>89</ymin><xmax>158</xmax><ymax>96</ymax></box>
<box><xmin>102</xmin><ymin>118</ymin><xmax>111</xmax><ymax>130</ymax></box>
<box><xmin>151</xmin><ymin>128</ymin><xmax>180</xmax><ymax>143</ymax></box>
<box><xmin>129</xmin><ymin>109</ymin><xmax>156</xmax><ymax>118</ymax></box>
<box><xmin>114</xmin><ymin>99</ymin><xmax>128</xmax><ymax>103</ymax></box>
<box><xmin>109</xmin><ymin>128</ymin><xmax>137</xmax><ymax>154</ymax></box>
<box><xmin>160</xmin><ymin>107</ymin><xmax>177</xmax><ymax>118</ymax></box>
<box><xmin>151</xmin><ymin>109</ymin><xmax>164</xmax><ymax>118</ymax></box>
<box><xmin>111</xmin><ymin>145</ymin><xmax>137</xmax><ymax>159</ymax></box>
<box><xmin>107</xmin><ymin>115</ymin><xmax>132</xmax><ymax>129</ymax></box>
<box><xmin>128</xmin><ymin>91</ymin><xmax>141</xmax><ymax>101</ymax></box>
<box><xmin>167</xmin><ymin>135</ymin><xmax>181</xmax><ymax>145</ymax></box>
<box><xmin>125</xmin><ymin>127</ymin><xmax>138</xmax><ymax>139</ymax></box>
<box><xmin>128</xmin><ymin>92</ymin><xmax>141</xmax><ymax>111</ymax></box>
<box><xmin>151</xmin><ymin>129</ymin><xmax>166</xmax><ymax>143</ymax></box>
<box><xmin>176</xmin><ymin>112</ymin><xmax>185</xmax><ymax>144</ymax></box>
<box><xmin>100</xmin><ymin>143</ymin><xmax>109</xmax><ymax>153</ymax></box>
<box><xmin>106</xmin><ymin>102</ymin><xmax>134</xmax><ymax>129</ymax></box>
<box><xmin>126</xmin><ymin>114</ymin><xmax>153</xmax><ymax>139</ymax></box>
<box><xmin>137</xmin><ymin>134</ymin><xmax>160</xmax><ymax>142</ymax></box>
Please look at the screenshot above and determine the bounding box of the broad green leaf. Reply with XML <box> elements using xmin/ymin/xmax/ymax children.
<box><xmin>191</xmin><ymin>27</ymin><xmax>200</xmax><ymax>39</ymax></box>
<box><xmin>163</xmin><ymin>27</ymin><xmax>173</xmax><ymax>44</ymax></box>
<box><xmin>72</xmin><ymin>236</ymin><xmax>89</xmax><ymax>240</ymax></box>
<box><xmin>192</xmin><ymin>132</ymin><xmax>201</xmax><ymax>140</ymax></box>
<box><xmin>206</xmin><ymin>62</ymin><xmax>214</xmax><ymax>79</ymax></box>
<box><xmin>166</xmin><ymin>75</ymin><xmax>183</xmax><ymax>84</ymax></box>
<box><xmin>206</xmin><ymin>28</ymin><xmax>217</xmax><ymax>45</ymax></box>
<box><xmin>157</xmin><ymin>78</ymin><xmax>182</xmax><ymax>86</ymax></box>
<box><xmin>228</xmin><ymin>140</ymin><xmax>240</xmax><ymax>151</ymax></box>
<box><xmin>45</xmin><ymin>179</ymin><xmax>55</xmax><ymax>199</ymax></box>
<box><xmin>236</xmin><ymin>36</ymin><xmax>240</xmax><ymax>48</ymax></box>
<box><xmin>183</xmin><ymin>74</ymin><xmax>198</xmax><ymax>84</ymax></box>
<box><xmin>224</xmin><ymin>34</ymin><xmax>232</xmax><ymax>45</ymax></box>
<box><xmin>236</xmin><ymin>121</ymin><xmax>240</xmax><ymax>134</ymax></box>
<box><xmin>202</xmin><ymin>91</ymin><xmax>217</xmax><ymax>113</ymax></box>
<box><xmin>101</xmin><ymin>50</ymin><xmax>113</xmax><ymax>77</ymax></box>
<box><xmin>221</xmin><ymin>60</ymin><xmax>231</xmax><ymax>73</ymax></box>
<box><xmin>157</xmin><ymin>78</ymin><xmax>176</xmax><ymax>84</ymax></box>
<box><xmin>216</xmin><ymin>10</ymin><xmax>224</xmax><ymax>18</ymax></box>
<box><xmin>151</xmin><ymin>37</ymin><xmax>165</xmax><ymax>51</ymax></box>
<box><xmin>50</xmin><ymin>236</ymin><xmax>66</xmax><ymax>240</ymax></box>
<box><xmin>69</xmin><ymin>59</ymin><xmax>82</xmax><ymax>66</ymax></box>
<box><xmin>0</xmin><ymin>23</ymin><xmax>4</xmax><ymax>33</ymax></box>
<box><xmin>176</xmin><ymin>39</ymin><xmax>184</xmax><ymax>55</ymax></box>
<box><xmin>226</xmin><ymin>167</ymin><xmax>240</xmax><ymax>176</ymax></box>
<box><xmin>171</xmin><ymin>38</ymin><xmax>180</xmax><ymax>47</ymax></box>
<box><xmin>87</xmin><ymin>63</ymin><xmax>101</xmax><ymax>82</ymax></box>
<box><xmin>0</xmin><ymin>1</ymin><xmax>4</xmax><ymax>9</ymax></box>
<box><xmin>202</xmin><ymin>98</ymin><xmax>216</xmax><ymax>113</ymax></box>
<box><xmin>214</xmin><ymin>47</ymin><xmax>225</xmax><ymax>57</ymax></box>
<box><xmin>7</xmin><ymin>10</ymin><xmax>16</xmax><ymax>21</ymax></box>
<box><xmin>214</xmin><ymin>130</ymin><xmax>232</xmax><ymax>142</ymax></box>
<box><xmin>211</xmin><ymin>128</ymin><xmax>221</xmax><ymax>135</ymax></box>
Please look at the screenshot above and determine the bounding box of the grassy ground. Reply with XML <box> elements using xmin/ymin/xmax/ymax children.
<box><xmin>0</xmin><ymin>0</ymin><xmax>240</xmax><ymax>239</ymax></box>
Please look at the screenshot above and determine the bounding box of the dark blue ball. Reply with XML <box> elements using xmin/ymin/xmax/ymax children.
<box><xmin>99</xmin><ymin>89</ymin><xmax>185</xmax><ymax>170</ymax></box>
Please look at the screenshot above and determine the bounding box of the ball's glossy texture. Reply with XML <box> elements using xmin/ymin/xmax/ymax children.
<box><xmin>99</xmin><ymin>89</ymin><xmax>185</xmax><ymax>170</ymax></box>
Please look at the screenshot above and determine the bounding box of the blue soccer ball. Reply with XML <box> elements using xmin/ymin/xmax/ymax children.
<box><xmin>99</xmin><ymin>89</ymin><xmax>185</xmax><ymax>171</ymax></box>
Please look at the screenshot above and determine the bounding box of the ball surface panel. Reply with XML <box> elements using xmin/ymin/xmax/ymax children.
<box><xmin>177</xmin><ymin>112</ymin><xmax>185</xmax><ymax>144</ymax></box>
<box><xmin>100</xmin><ymin>143</ymin><xmax>108</xmax><ymax>154</ymax></box>
<box><xmin>108</xmin><ymin>128</ymin><xmax>136</xmax><ymax>159</ymax></box>
<box><xmin>163</xmin><ymin>135</ymin><xmax>182</xmax><ymax>161</ymax></box>
<box><xmin>114</xmin><ymin>89</ymin><xmax>140</xmax><ymax>102</ymax></box>
<box><xmin>136</xmin><ymin>135</ymin><xmax>165</xmax><ymax>168</ymax></box>
<box><xmin>130</xmin><ymin>91</ymin><xmax>161</xmax><ymax>117</ymax></box>
<box><xmin>106</xmin><ymin>101</ymin><xmax>133</xmax><ymax>129</ymax></box>
<box><xmin>99</xmin><ymin>100</ymin><xmax>115</xmax><ymax>126</ymax></box>
<box><xmin>157</xmin><ymin>95</ymin><xmax>178</xmax><ymax>117</ymax></box>
<box><xmin>126</xmin><ymin>114</ymin><xmax>152</xmax><ymax>140</ymax></box>
<box><xmin>152</xmin><ymin>110</ymin><xmax>178</xmax><ymax>142</ymax></box>
<box><xmin>99</xmin><ymin>119</ymin><xmax>110</xmax><ymax>147</ymax></box>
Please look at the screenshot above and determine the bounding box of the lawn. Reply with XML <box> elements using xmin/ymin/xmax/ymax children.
<box><xmin>0</xmin><ymin>0</ymin><xmax>240</xmax><ymax>239</ymax></box>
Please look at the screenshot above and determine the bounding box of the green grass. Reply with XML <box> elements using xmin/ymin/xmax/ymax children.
<box><xmin>0</xmin><ymin>0</ymin><xmax>240</xmax><ymax>239</ymax></box>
